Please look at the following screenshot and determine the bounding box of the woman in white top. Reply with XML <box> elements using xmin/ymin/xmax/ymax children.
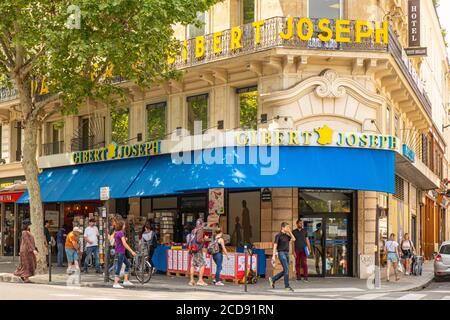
<box><xmin>400</xmin><ymin>233</ymin><xmax>416</xmax><ymax>276</ymax></box>
<box><xmin>385</xmin><ymin>233</ymin><xmax>401</xmax><ymax>282</ymax></box>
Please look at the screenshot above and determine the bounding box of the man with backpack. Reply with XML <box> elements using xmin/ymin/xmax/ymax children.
<box><xmin>188</xmin><ymin>218</ymin><xmax>209</xmax><ymax>286</ymax></box>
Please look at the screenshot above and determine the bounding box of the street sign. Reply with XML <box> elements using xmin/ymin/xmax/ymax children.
<box><xmin>261</xmin><ymin>188</ymin><xmax>272</xmax><ymax>202</ymax></box>
<box><xmin>405</xmin><ymin>47</ymin><xmax>427</xmax><ymax>57</ymax></box>
<box><xmin>100</xmin><ymin>187</ymin><xmax>110</xmax><ymax>201</ymax></box>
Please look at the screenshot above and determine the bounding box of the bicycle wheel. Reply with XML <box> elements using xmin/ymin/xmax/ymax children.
<box><xmin>135</xmin><ymin>260</ymin><xmax>152</xmax><ymax>284</ymax></box>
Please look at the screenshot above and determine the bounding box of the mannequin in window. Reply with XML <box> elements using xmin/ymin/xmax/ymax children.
<box><xmin>242</xmin><ymin>200</ymin><xmax>252</xmax><ymax>245</ymax></box>
<box><xmin>231</xmin><ymin>216</ymin><xmax>242</xmax><ymax>246</ymax></box>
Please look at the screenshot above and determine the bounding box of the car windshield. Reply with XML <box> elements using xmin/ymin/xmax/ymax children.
<box><xmin>439</xmin><ymin>245</ymin><xmax>450</xmax><ymax>254</ymax></box>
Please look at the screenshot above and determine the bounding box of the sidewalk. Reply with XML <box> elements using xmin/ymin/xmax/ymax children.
<box><xmin>0</xmin><ymin>256</ymin><xmax>434</xmax><ymax>296</ymax></box>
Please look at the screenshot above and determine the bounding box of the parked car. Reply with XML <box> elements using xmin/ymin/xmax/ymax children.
<box><xmin>434</xmin><ymin>241</ymin><xmax>450</xmax><ymax>281</ymax></box>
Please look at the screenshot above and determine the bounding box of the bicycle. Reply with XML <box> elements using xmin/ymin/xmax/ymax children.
<box><xmin>107</xmin><ymin>248</ymin><xmax>152</xmax><ymax>284</ymax></box>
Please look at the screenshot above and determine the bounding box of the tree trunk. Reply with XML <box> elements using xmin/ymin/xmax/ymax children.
<box><xmin>22</xmin><ymin>120</ymin><xmax>47</xmax><ymax>274</ymax></box>
<box><xmin>15</xmin><ymin>73</ymin><xmax>47</xmax><ymax>274</ymax></box>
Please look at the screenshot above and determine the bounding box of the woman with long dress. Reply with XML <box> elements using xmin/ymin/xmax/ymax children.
<box><xmin>14</xmin><ymin>219</ymin><xmax>38</xmax><ymax>283</ymax></box>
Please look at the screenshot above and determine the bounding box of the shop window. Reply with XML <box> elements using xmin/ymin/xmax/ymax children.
<box><xmin>241</xmin><ymin>0</ymin><xmax>255</xmax><ymax>24</ymax></box>
<box><xmin>237</xmin><ymin>86</ymin><xmax>258</xmax><ymax>130</ymax></box>
<box><xmin>111</xmin><ymin>107</ymin><xmax>129</xmax><ymax>145</ymax></box>
<box><xmin>187</xmin><ymin>94</ymin><xmax>209</xmax><ymax>134</ymax></box>
<box><xmin>228</xmin><ymin>191</ymin><xmax>261</xmax><ymax>246</ymax></box>
<box><xmin>299</xmin><ymin>191</ymin><xmax>352</xmax><ymax>213</ymax></box>
<box><xmin>308</xmin><ymin>0</ymin><xmax>342</xmax><ymax>20</ymax></box>
<box><xmin>147</xmin><ymin>102</ymin><xmax>166</xmax><ymax>141</ymax></box>
<box><xmin>188</xmin><ymin>12</ymin><xmax>206</xmax><ymax>38</ymax></box>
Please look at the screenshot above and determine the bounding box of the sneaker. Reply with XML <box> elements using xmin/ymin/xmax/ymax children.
<box><xmin>405</xmin><ymin>272</ymin><xmax>410</xmax><ymax>276</ymax></box>
<box><xmin>303</xmin><ymin>279</ymin><xmax>309</xmax><ymax>283</ymax></box>
<box><xmin>113</xmin><ymin>283</ymin><xmax>123</xmax><ymax>289</ymax></box>
<box><xmin>285</xmin><ymin>287</ymin><xmax>294</xmax><ymax>292</ymax></box>
<box><xmin>122</xmin><ymin>281</ymin><xmax>134</xmax><ymax>287</ymax></box>
<box><xmin>215</xmin><ymin>281</ymin><xmax>224</xmax><ymax>286</ymax></box>
<box><xmin>96</xmin><ymin>270</ymin><xmax>101</xmax><ymax>274</ymax></box>
<box><xmin>296</xmin><ymin>276</ymin><xmax>301</xmax><ymax>281</ymax></box>
<box><xmin>268</xmin><ymin>277</ymin><xmax>275</xmax><ymax>289</ymax></box>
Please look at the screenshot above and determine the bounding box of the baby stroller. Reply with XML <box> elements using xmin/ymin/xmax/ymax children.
<box><xmin>411</xmin><ymin>255</ymin><xmax>423</xmax><ymax>276</ymax></box>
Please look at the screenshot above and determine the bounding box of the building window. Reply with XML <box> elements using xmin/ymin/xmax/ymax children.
<box><xmin>187</xmin><ymin>94</ymin><xmax>209</xmax><ymax>134</ymax></box>
<box><xmin>241</xmin><ymin>0</ymin><xmax>255</xmax><ymax>24</ymax></box>
<box><xmin>394</xmin><ymin>114</ymin><xmax>400</xmax><ymax>138</ymax></box>
<box><xmin>188</xmin><ymin>12</ymin><xmax>206</xmax><ymax>38</ymax></box>
<box><xmin>237</xmin><ymin>86</ymin><xmax>258</xmax><ymax>130</ymax></box>
<box><xmin>386</xmin><ymin>107</ymin><xmax>391</xmax><ymax>134</ymax></box>
<box><xmin>394</xmin><ymin>175</ymin><xmax>404</xmax><ymax>201</ymax></box>
<box><xmin>421</xmin><ymin>134</ymin><xmax>428</xmax><ymax>166</ymax></box>
<box><xmin>111</xmin><ymin>108</ymin><xmax>129</xmax><ymax>145</ymax></box>
<box><xmin>16</xmin><ymin>121</ymin><xmax>22</xmax><ymax>161</ymax></box>
<box><xmin>308</xmin><ymin>0</ymin><xmax>342</xmax><ymax>19</ymax></box>
<box><xmin>147</xmin><ymin>102</ymin><xmax>167</xmax><ymax>141</ymax></box>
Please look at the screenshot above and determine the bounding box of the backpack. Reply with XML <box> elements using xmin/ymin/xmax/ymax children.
<box><xmin>207</xmin><ymin>237</ymin><xmax>220</xmax><ymax>255</ymax></box>
<box><xmin>149</xmin><ymin>231</ymin><xmax>158</xmax><ymax>248</ymax></box>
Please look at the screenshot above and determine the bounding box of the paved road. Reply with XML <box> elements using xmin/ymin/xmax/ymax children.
<box><xmin>0</xmin><ymin>280</ymin><xmax>449</xmax><ymax>300</ymax></box>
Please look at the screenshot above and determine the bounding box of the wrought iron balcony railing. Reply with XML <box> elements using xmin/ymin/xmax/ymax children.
<box><xmin>70</xmin><ymin>136</ymin><xmax>105</xmax><ymax>152</ymax></box>
<box><xmin>42</xmin><ymin>141</ymin><xmax>65</xmax><ymax>156</ymax></box>
<box><xmin>172</xmin><ymin>17</ymin><xmax>387</xmax><ymax>68</ymax></box>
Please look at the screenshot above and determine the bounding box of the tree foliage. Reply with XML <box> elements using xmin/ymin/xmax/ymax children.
<box><xmin>0</xmin><ymin>0</ymin><xmax>220</xmax><ymax>272</ymax></box>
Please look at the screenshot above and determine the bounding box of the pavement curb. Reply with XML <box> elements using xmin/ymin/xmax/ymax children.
<box><xmin>0</xmin><ymin>272</ymin><xmax>435</xmax><ymax>296</ymax></box>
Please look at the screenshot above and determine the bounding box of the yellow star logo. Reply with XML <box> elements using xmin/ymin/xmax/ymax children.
<box><xmin>315</xmin><ymin>125</ymin><xmax>334</xmax><ymax>145</ymax></box>
<box><xmin>107</xmin><ymin>143</ymin><xmax>118</xmax><ymax>160</ymax></box>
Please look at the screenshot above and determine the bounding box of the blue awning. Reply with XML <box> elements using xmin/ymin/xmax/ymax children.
<box><xmin>125</xmin><ymin>146</ymin><xmax>395</xmax><ymax>196</ymax></box>
<box><xmin>17</xmin><ymin>146</ymin><xmax>395</xmax><ymax>204</ymax></box>
<box><xmin>16</xmin><ymin>157</ymin><xmax>149</xmax><ymax>204</ymax></box>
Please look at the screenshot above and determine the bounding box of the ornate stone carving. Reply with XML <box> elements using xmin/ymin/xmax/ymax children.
<box><xmin>315</xmin><ymin>69</ymin><xmax>346</xmax><ymax>98</ymax></box>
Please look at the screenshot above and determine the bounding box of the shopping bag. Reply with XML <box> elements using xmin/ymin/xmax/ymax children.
<box><xmin>304</xmin><ymin>246</ymin><xmax>309</xmax><ymax>257</ymax></box>
<box><xmin>397</xmin><ymin>260</ymin><xmax>403</xmax><ymax>273</ymax></box>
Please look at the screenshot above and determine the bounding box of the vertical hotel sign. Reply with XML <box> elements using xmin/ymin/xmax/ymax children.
<box><xmin>408</xmin><ymin>0</ymin><xmax>420</xmax><ymax>47</ymax></box>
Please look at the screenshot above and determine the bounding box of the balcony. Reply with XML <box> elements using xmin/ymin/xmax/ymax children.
<box><xmin>42</xmin><ymin>141</ymin><xmax>65</xmax><ymax>156</ymax></box>
<box><xmin>71</xmin><ymin>136</ymin><xmax>105</xmax><ymax>152</ymax></box>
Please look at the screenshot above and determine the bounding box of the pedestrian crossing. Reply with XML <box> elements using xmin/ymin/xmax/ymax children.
<box><xmin>395</xmin><ymin>293</ymin><xmax>426</xmax><ymax>300</ymax></box>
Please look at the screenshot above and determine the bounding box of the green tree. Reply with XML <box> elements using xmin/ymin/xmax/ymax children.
<box><xmin>111</xmin><ymin>107</ymin><xmax>129</xmax><ymax>145</ymax></box>
<box><xmin>239</xmin><ymin>91</ymin><xmax>258</xmax><ymax>130</ymax></box>
<box><xmin>0</xmin><ymin>0</ymin><xmax>219</xmax><ymax>272</ymax></box>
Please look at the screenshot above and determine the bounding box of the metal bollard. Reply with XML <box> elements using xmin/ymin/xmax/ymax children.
<box><xmin>48</xmin><ymin>241</ymin><xmax>52</xmax><ymax>282</ymax></box>
<box><xmin>244</xmin><ymin>245</ymin><xmax>248</xmax><ymax>293</ymax></box>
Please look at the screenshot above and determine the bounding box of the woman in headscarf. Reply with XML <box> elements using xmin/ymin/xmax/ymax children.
<box><xmin>188</xmin><ymin>218</ymin><xmax>209</xmax><ymax>286</ymax></box>
<box><xmin>14</xmin><ymin>219</ymin><xmax>38</xmax><ymax>283</ymax></box>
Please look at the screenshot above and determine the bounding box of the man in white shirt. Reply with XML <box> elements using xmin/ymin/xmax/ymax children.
<box><xmin>83</xmin><ymin>218</ymin><xmax>101</xmax><ymax>273</ymax></box>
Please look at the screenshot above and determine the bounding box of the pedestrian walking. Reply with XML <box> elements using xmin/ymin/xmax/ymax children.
<box><xmin>83</xmin><ymin>218</ymin><xmax>101</xmax><ymax>274</ymax></box>
<box><xmin>65</xmin><ymin>227</ymin><xmax>82</xmax><ymax>274</ymax></box>
<box><xmin>293</xmin><ymin>219</ymin><xmax>311</xmax><ymax>281</ymax></box>
<box><xmin>14</xmin><ymin>219</ymin><xmax>38</xmax><ymax>283</ymax></box>
<box><xmin>386</xmin><ymin>233</ymin><xmax>401</xmax><ymax>282</ymax></box>
<box><xmin>188</xmin><ymin>218</ymin><xmax>209</xmax><ymax>287</ymax></box>
<box><xmin>211</xmin><ymin>228</ymin><xmax>229</xmax><ymax>286</ymax></box>
<box><xmin>56</xmin><ymin>225</ymin><xmax>67</xmax><ymax>267</ymax></box>
<box><xmin>269</xmin><ymin>222</ymin><xmax>296</xmax><ymax>291</ymax></box>
<box><xmin>400</xmin><ymin>233</ymin><xmax>416</xmax><ymax>276</ymax></box>
<box><xmin>113</xmin><ymin>220</ymin><xmax>137</xmax><ymax>289</ymax></box>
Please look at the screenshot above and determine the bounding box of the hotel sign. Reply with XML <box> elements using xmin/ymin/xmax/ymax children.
<box><xmin>235</xmin><ymin>126</ymin><xmax>398</xmax><ymax>151</ymax></box>
<box><xmin>408</xmin><ymin>0</ymin><xmax>421</xmax><ymax>47</ymax></box>
<box><xmin>72</xmin><ymin>141</ymin><xmax>161</xmax><ymax>164</ymax></box>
